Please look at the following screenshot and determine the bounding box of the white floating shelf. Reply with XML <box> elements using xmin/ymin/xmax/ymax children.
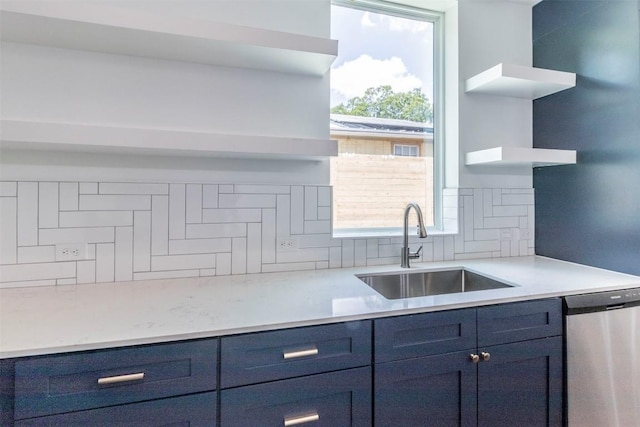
<box><xmin>0</xmin><ymin>1</ymin><xmax>337</xmax><ymax>76</ymax></box>
<box><xmin>465</xmin><ymin>63</ymin><xmax>576</xmax><ymax>99</ymax></box>
<box><xmin>0</xmin><ymin>120</ymin><xmax>338</xmax><ymax>161</ymax></box>
<box><xmin>465</xmin><ymin>147</ymin><xmax>576</xmax><ymax>167</ymax></box>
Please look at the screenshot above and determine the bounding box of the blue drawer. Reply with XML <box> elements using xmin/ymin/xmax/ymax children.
<box><xmin>14</xmin><ymin>338</ymin><xmax>218</xmax><ymax>420</ymax></box>
<box><xmin>374</xmin><ymin>308</ymin><xmax>477</xmax><ymax>363</ymax></box>
<box><xmin>221</xmin><ymin>367</ymin><xmax>371</xmax><ymax>427</ymax></box>
<box><xmin>477</xmin><ymin>298</ymin><xmax>562</xmax><ymax>346</ymax></box>
<box><xmin>220</xmin><ymin>320</ymin><xmax>371</xmax><ymax>388</ymax></box>
<box><xmin>15</xmin><ymin>392</ymin><xmax>217</xmax><ymax>426</ymax></box>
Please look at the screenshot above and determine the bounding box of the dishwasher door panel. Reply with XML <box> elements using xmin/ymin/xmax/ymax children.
<box><xmin>566</xmin><ymin>306</ymin><xmax>640</xmax><ymax>427</ymax></box>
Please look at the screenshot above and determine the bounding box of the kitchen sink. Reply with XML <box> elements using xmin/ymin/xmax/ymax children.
<box><xmin>356</xmin><ymin>269</ymin><xmax>513</xmax><ymax>299</ymax></box>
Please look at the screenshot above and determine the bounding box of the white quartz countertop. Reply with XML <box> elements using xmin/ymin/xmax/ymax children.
<box><xmin>2</xmin><ymin>256</ymin><xmax>639</xmax><ymax>359</ymax></box>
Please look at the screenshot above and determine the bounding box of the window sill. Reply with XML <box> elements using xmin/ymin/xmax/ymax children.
<box><xmin>332</xmin><ymin>226</ymin><xmax>458</xmax><ymax>240</ymax></box>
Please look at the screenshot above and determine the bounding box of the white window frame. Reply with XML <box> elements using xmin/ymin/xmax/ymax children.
<box><xmin>331</xmin><ymin>0</ymin><xmax>445</xmax><ymax>237</ymax></box>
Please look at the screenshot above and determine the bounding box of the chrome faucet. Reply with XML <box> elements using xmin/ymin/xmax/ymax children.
<box><xmin>401</xmin><ymin>202</ymin><xmax>428</xmax><ymax>268</ymax></box>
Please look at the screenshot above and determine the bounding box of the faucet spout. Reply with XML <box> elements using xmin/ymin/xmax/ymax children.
<box><xmin>401</xmin><ymin>202</ymin><xmax>428</xmax><ymax>268</ymax></box>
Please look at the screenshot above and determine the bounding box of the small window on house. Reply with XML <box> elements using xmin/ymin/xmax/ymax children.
<box><xmin>393</xmin><ymin>144</ymin><xmax>419</xmax><ymax>157</ymax></box>
<box><xmin>330</xmin><ymin>0</ymin><xmax>442</xmax><ymax>235</ymax></box>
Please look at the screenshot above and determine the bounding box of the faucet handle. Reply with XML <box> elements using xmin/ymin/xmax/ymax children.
<box><xmin>409</xmin><ymin>245</ymin><xmax>423</xmax><ymax>259</ymax></box>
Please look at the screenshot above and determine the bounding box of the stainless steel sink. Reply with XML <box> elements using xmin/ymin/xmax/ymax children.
<box><xmin>356</xmin><ymin>269</ymin><xmax>513</xmax><ymax>299</ymax></box>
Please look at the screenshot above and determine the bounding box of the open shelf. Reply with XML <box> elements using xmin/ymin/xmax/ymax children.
<box><xmin>0</xmin><ymin>120</ymin><xmax>338</xmax><ymax>161</ymax></box>
<box><xmin>465</xmin><ymin>147</ymin><xmax>576</xmax><ymax>167</ymax></box>
<box><xmin>0</xmin><ymin>1</ymin><xmax>337</xmax><ymax>76</ymax></box>
<box><xmin>465</xmin><ymin>63</ymin><xmax>576</xmax><ymax>99</ymax></box>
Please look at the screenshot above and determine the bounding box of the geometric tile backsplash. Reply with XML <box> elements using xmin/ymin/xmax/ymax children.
<box><xmin>0</xmin><ymin>181</ymin><xmax>534</xmax><ymax>288</ymax></box>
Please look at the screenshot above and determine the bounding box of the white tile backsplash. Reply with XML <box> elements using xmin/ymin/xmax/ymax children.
<box><xmin>0</xmin><ymin>181</ymin><xmax>536</xmax><ymax>287</ymax></box>
<box><xmin>151</xmin><ymin>253</ymin><xmax>215</xmax><ymax>271</ymax></box>
<box><xmin>202</xmin><ymin>185</ymin><xmax>218</xmax><ymax>209</ymax></box>
<box><xmin>59</xmin><ymin>211</ymin><xmax>133</xmax><ymax>228</ymax></box>
<box><xmin>99</xmin><ymin>183</ymin><xmax>168</xmax><ymax>195</ymax></box>
<box><xmin>96</xmin><ymin>243</ymin><xmax>115</xmax><ymax>283</ymax></box>
<box><xmin>169</xmin><ymin>184</ymin><xmax>186</xmax><ymax>240</ymax></box>
<box><xmin>231</xmin><ymin>237</ymin><xmax>247</xmax><ymax>274</ymax></box>
<box><xmin>133</xmin><ymin>211</ymin><xmax>152</xmax><ymax>272</ymax></box>
<box><xmin>17</xmin><ymin>182</ymin><xmax>38</xmax><ymax>246</ymax></box>
<box><xmin>151</xmin><ymin>196</ymin><xmax>169</xmax><ymax>255</ymax></box>
<box><xmin>39</xmin><ymin>227</ymin><xmax>114</xmax><ymax>245</ymax></box>
<box><xmin>60</xmin><ymin>182</ymin><xmax>79</xmax><ymax>210</ymax></box>
<box><xmin>115</xmin><ymin>227</ymin><xmax>134</xmax><ymax>282</ymax></box>
<box><xmin>185</xmin><ymin>184</ymin><xmax>203</xmax><ymax>224</ymax></box>
<box><xmin>38</xmin><ymin>182</ymin><xmax>59</xmax><ymax>229</ymax></box>
<box><xmin>0</xmin><ymin>182</ymin><xmax>17</xmax><ymax>197</ymax></box>
<box><xmin>17</xmin><ymin>246</ymin><xmax>55</xmax><ymax>264</ymax></box>
<box><xmin>202</xmin><ymin>208</ymin><xmax>261</xmax><ymax>223</ymax></box>
<box><xmin>0</xmin><ymin>197</ymin><xmax>17</xmax><ymax>264</ymax></box>
<box><xmin>80</xmin><ymin>195</ymin><xmax>150</xmax><ymax>211</ymax></box>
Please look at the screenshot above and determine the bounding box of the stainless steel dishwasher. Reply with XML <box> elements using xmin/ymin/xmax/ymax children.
<box><xmin>565</xmin><ymin>288</ymin><xmax>640</xmax><ymax>427</ymax></box>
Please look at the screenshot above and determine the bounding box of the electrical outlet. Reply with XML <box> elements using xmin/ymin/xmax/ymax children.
<box><xmin>55</xmin><ymin>243</ymin><xmax>88</xmax><ymax>261</ymax></box>
<box><xmin>278</xmin><ymin>237</ymin><xmax>298</xmax><ymax>252</ymax></box>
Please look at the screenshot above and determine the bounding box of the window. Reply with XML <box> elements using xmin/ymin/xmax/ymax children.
<box><xmin>393</xmin><ymin>144</ymin><xmax>419</xmax><ymax>157</ymax></box>
<box><xmin>330</xmin><ymin>0</ymin><xmax>442</xmax><ymax>235</ymax></box>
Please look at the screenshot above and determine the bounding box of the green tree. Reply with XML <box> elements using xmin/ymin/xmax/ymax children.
<box><xmin>331</xmin><ymin>85</ymin><xmax>433</xmax><ymax>123</ymax></box>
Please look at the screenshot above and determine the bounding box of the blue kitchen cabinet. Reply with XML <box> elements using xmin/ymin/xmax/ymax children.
<box><xmin>219</xmin><ymin>320</ymin><xmax>373</xmax><ymax>427</ymax></box>
<box><xmin>374</xmin><ymin>299</ymin><xmax>563</xmax><ymax>427</ymax></box>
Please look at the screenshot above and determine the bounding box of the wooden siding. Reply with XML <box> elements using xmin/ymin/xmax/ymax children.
<box><xmin>330</xmin><ymin>153</ymin><xmax>434</xmax><ymax>229</ymax></box>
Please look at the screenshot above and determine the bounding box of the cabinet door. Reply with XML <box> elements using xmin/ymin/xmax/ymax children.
<box><xmin>221</xmin><ymin>367</ymin><xmax>371</xmax><ymax>427</ymax></box>
<box><xmin>15</xmin><ymin>392</ymin><xmax>217</xmax><ymax>426</ymax></box>
<box><xmin>375</xmin><ymin>350</ymin><xmax>477</xmax><ymax>427</ymax></box>
<box><xmin>477</xmin><ymin>336</ymin><xmax>563</xmax><ymax>427</ymax></box>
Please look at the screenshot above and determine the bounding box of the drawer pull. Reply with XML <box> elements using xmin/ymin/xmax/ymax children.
<box><xmin>283</xmin><ymin>348</ymin><xmax>318</xmax><ymax>360</ymax></box>
<box><xmin>284</xmin><ymin>412</ymin><xmax>320</xmax><ymax>426</ymax></box>
<box><xmin>97</xmin><ymin>372</ymin><xmax>145</xmax><ymax>385</ymax></box>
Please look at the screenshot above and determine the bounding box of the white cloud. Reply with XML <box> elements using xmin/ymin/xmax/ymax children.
<box><xmin>360</xmin><ymin>12</ymin><xmax>375</xmax><ymax>27</ymax></box>
<box><xmin>331</xmin><ymin>55</ymin><xmax>423</xmax><ymax>101</ymax></box>
<box><xmin>384</xmin><ymin>15</ymin><xmax>431</xmax><ymax>34</ymax></box>
<box><xmin>360</xmin><ymin>13</ymin><xmax>431</xmax><ymax>34</ymax></box>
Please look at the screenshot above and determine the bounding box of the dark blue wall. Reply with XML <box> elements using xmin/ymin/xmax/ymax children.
<box><xmin>533</xmin><ymin>0</ymin><xmax>640</xmax><ymax>275</ymax></box>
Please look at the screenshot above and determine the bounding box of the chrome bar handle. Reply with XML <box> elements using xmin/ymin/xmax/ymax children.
<box><xmin>97</xmin><ymin>372</ymin><xmax>145</xmax><ymax>385</ymax></box>
<box><xmin>284</xmin><ymin>412</ymin><xmax>320</xmax><ymax>426</ymax></box>
<box><xmin>283</xmin><ymin>347</ymin><xmax>318</xmax><ymax>360</ymax></box>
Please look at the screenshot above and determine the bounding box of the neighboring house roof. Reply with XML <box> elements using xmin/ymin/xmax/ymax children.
<box><xmin>330</xmin><ymin>114</ymin><xmax>434</xmax><ymax>139</ymax></box>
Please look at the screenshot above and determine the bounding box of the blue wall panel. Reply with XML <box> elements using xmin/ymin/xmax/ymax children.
<box><xmin>533</xmin><ymin>0</ymin><xmax>640</xmax><ymax>275</ymax></box>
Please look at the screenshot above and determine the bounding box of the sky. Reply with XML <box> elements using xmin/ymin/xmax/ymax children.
<box><xmin>330</xmin><ymin>5</ymin><xmax>435</xmax><ymax>109</ymax></box>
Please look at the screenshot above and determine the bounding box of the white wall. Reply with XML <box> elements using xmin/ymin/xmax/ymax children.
<box><xmin>0</xmin><ymin>0</ymin><xmax>331</xmax><ymax>184</ymax></box>
<box><xmin>0</xmin><ymin>0</ymin><xmax>542</xmax><ymax>288</ymax></box>
<box><xmin>457</xmin><ymin>0</ymin><xmax>535</xmax><ymax>189</ymax></box>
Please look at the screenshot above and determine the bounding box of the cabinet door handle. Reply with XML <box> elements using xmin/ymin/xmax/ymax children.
<box><xmin>284</xmin><ymin>412</ymin><xmax>320</xmax><ymax>426</ymax></box>
<box><xmin>97</xmin><ymin>372</ymin><xmax>145</xmax><ymax>385</ymax></box>
<box><xmin>283</xmin><ymin>347</ymin><xmax>318</xmax><ymax>360</ymax></box>
<box><xmin>481</xmin><ymin>351</ymin><xmax>491</xmax><ymax>362</ymax></box>
<box><xmin>469</xmin><ymin>353</ymin><xmax>480</xmax><ymax>363</ymax></box>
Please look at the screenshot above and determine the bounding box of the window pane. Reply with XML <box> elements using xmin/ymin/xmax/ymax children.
<box><xmin>330</xmin><ymin>3</ymin><xmax>435</xmax><ymax>231</ymax></box>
